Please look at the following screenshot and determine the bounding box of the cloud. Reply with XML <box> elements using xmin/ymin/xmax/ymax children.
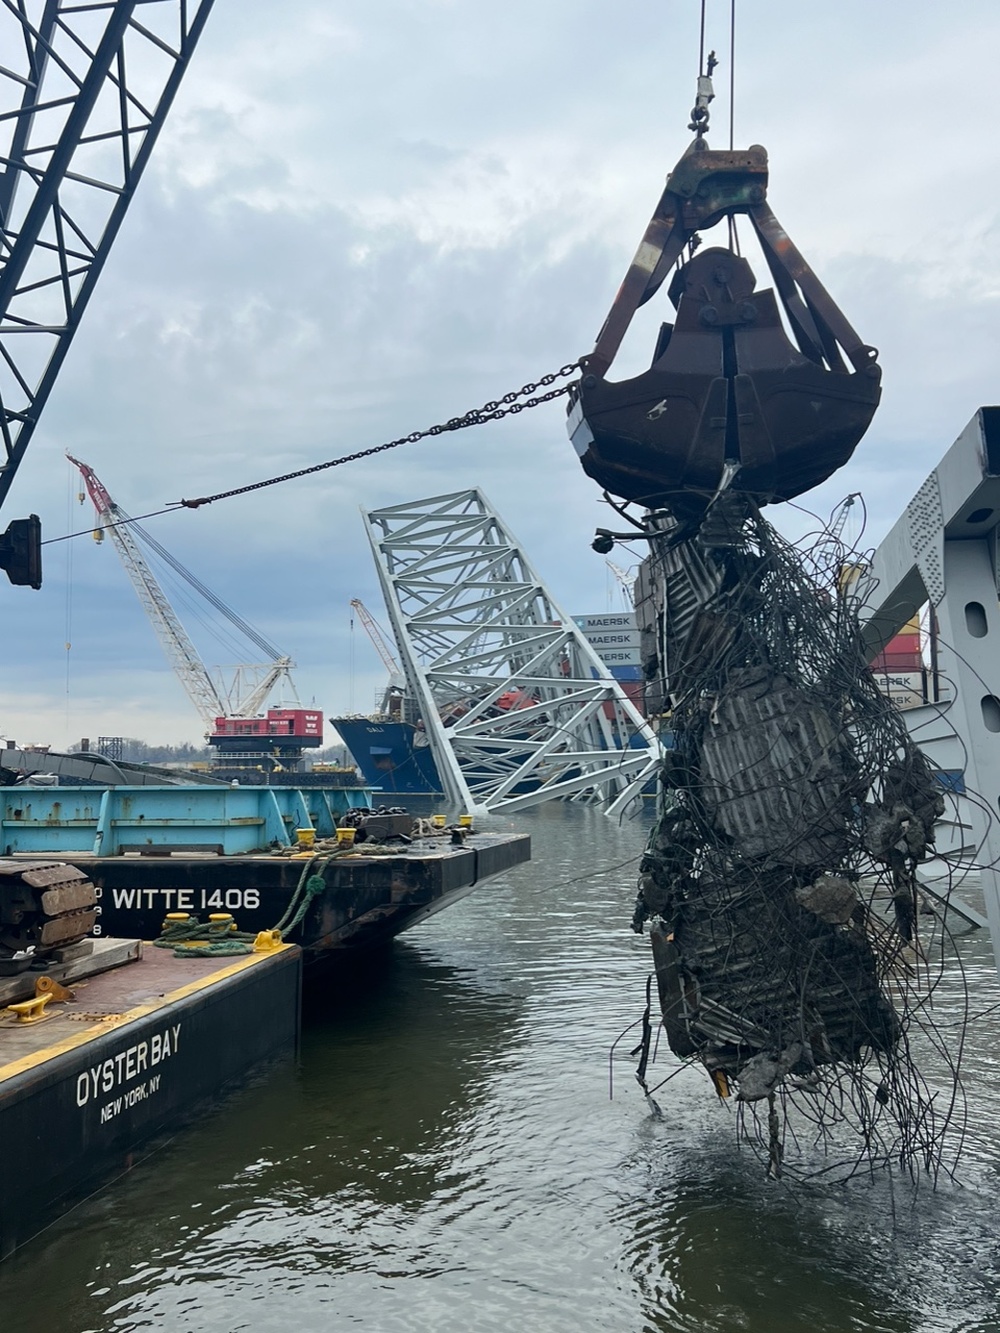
<box><xmin>4</xmin><ymin>0</ymin><xmax>999</xmax><ymax>745</ymax></box>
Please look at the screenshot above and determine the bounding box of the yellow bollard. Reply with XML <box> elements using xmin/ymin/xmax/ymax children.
<box><xmin>8</xmin><ymin>993</ymin><xmax>52</xmax><ymax>1023</ymax></box>
<box><xmin>253</xmin><ymin>929</ymin><xmax>284</xmax><ymax>953</ymax></box>
<box><xmin>430</xmin><ymin>814</ymin><xmax>447</xmax><ymax>829</ymax></box>
<box><xmin>296</xmin><ymin>827</ymin><xmax>316</xmax><ymax>849</ymax></box>
<box><xmin>336</xmin><ymin>827</ymin><xmax>356</xmax><ymax>847</ymax></box>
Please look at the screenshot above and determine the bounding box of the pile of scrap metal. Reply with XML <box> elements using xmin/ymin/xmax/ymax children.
<box><xmin>567</xmin><ymin>80</ymin><xmax>960</xmax><ymax>1177</ymax></box>
<box><xmin>339</xmin><ymin>805</ymin><xmax>414</xmax><ymax>843</ymax></box>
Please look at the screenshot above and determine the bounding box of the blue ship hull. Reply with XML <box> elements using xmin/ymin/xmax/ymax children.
<box><xmin>332</xmin><ymin>716</ymin><xmax>660</xmax><ymax>799</ymax></box>
<box><xmin>331</xmin><ymin>718</ymin><xmax>444</xmax><ymax>795</ymax></box>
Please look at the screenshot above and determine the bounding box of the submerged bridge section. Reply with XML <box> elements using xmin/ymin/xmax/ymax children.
<box><xmin>363</xmin><ymin>489</ymin><xmax>659</xmax><ymax>815</ymax></box>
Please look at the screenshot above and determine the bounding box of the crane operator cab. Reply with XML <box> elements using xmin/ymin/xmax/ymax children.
<box><xmin>567</xmin><ymin>135</ymin><xmax>881</xmax><ymax>521</ymax></box>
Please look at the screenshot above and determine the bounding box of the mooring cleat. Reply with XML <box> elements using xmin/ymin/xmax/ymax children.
<box><xmin>34</xmin><ymin>975</ymin><xmax>75</xmax><ymax>1003</ymax></box>
<box><xmin>8</xmin><ymin>993</ymin><xmax>52</xmax><ymax>1022</ymax></box>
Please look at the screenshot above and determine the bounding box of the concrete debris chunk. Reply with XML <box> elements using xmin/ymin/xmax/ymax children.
<box><xmin>735</xmin><ymin>1043</ymin><xmax>805</xmax><ymax>1102</ymax></box>
<box><xmin>794</xmin><ymin>875</ymin><xmax>858</xmax><ymax>925</ymax></box>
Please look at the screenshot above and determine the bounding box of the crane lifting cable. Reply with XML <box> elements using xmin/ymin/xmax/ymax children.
<box><xmin>122</xmin><ymin>514</ymin><xmax>283</xmax><ymax>664</ymax></box>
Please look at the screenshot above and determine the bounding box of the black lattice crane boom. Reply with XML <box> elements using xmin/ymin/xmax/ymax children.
<box><xmin>0</xmin><ymin>0</ymin><xmax>217</xmax><ymax>588</ymax></box>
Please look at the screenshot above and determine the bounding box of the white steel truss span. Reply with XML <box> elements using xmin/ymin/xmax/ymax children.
<box><xmin>363</xmin><ymin>489</ymin><xmax>660</xmax><ymax>814</ymax></box>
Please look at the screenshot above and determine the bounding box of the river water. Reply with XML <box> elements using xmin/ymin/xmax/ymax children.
<box><xmin>2</xmin><ymin>803</ymin><xmax>1000</xmax><ymax>1332</ymax></box>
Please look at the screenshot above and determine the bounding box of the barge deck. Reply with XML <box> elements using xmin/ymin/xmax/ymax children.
<box><xmin>8</xmin><ymin>831</ymin><xmax>532</xmax><ymax>956</ymax></box>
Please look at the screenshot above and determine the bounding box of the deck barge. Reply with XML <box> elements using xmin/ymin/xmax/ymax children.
<box><xmin>6</xmin><ymin>831</ymin><xmax>530</xmax><ymax>954</ymax></box>
<box><xmin>0</xmin><ymin>784</ymin><xmax>531</xmax><ymax>954</ymax></box>
<box><xmin>0</xmin><ymin>785</ymin><xmax>530</xmax><ymax>1258</ymax></box>
<box><xmin>0</xmin><ymin>938</ymin><xmax>301</xmax><ymax>1259</ymax></box>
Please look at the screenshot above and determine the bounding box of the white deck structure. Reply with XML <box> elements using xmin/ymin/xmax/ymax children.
<box><xmin>858</xmin><ymin>408</ymin><xmax>1000</xmax><ymax>954</ymax></box>
<box><xmin>363</xmin><ymin>489</ymin><xmax>659</xmax><ymax>815</ymax></box>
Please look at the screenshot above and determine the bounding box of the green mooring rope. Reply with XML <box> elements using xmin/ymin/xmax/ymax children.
<box><xmin>154</xmin><ymin>853</ymin><xmax>334</xmax><ymax>957</ymax></box>
<box><xmin>272</xmin><ymin>855</ymin><xmax>334</xmax><ymax>936</ymax></box>
<box><xmin>171</xmin><ymin>939</ymin><xmax>256</xmax><ymax>957</ymax></box>
<box><xmin>154</xmin><ymin>912</ymin><xmax>258</xmax><ymax>958</ymax></box>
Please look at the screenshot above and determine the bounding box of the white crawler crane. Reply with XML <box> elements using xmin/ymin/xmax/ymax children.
<box><xmin>69</xmin><ymin>454</ymin><xmax>319</xmax><ymax>769</ymax></box>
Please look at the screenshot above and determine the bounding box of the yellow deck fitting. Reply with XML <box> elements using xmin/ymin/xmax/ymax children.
<box><xmin>253</xmin><ymin>930</ymin><xmax>283</xmax><ymax>953</ymax></box>
<box><xmin>35</xmin><ymin>975</ymin><xmax>75</xmax><ymax>1003</ymax></box>
<box><xmin>8</xmin><ymin>993</ymin><xmax>52</xmax><ymax>1023</ymax></box>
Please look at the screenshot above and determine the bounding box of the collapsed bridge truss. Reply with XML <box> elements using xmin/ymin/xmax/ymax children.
<box><xmin>363</xmin><ymin>489</ymin><xmax>659</xmax><ymax>814</ymax></box>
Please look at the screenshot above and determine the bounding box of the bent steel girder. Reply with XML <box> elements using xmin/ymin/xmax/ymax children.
<box><xmin>363</xmin><ymin>489</ymin><xmax>660</xmax><ymax>814</ymax></box>
<box><xmin>0</xmin><ymin>0</ymin><xmax>216</xmax><ymax>513</ymax></box>
<box><xmin>570</xmin><ymin>137</ymin><xmax>882</xmax><ymax>512</ymax></box>
<box><xmin>856</xmin><ymin>408</ymin><xmax>1000</xmax><ymax>964</ymax></box>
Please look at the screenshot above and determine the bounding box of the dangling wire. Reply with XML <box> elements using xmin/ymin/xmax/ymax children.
<box><xmin>64</xmin><ymin>461</ymin><xmax>76</xmax><ymax>738</ymax></box>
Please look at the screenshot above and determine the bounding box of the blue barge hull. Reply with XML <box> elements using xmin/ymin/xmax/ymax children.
<box><xmin>0</xmin><ymin>784</ymin><xmax>373</xmax><ymax>857</ymax></box>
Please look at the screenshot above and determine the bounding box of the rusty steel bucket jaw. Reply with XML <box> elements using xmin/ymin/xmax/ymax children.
<box><xmin>569</xmin><ymin>140</ymin><xmax>882</xmax><ymax>514</ymax></box>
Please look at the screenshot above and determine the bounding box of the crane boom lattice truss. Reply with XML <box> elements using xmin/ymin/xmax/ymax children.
<box><xmin>0</xmin><ymin>0</ymin><xmax>216</xmax><ymax>512</ymax></box>
<box><xmin>364</xmin><ymin>489</ymin><xmax>660</xmax><ymax>815</ymax></box>
<box><xmin>71</xmin><ymin>453</ymin><xmax>224</xmax><ymax>725</ymax></box>
<box><xmin>69</xmin><ymin>453</ymin><xmax>294</xmax><ymax>729</ymax></box>
<box><xmin>350</xmin><ymin>599</ymin><xmax>404</xmax><ymax>686</ymax></box>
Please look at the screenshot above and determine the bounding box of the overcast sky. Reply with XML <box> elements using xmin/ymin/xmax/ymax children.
<box><xmin>3</xmin><ymin>0</ymin><xmax>999</xmax><ymax>749</ymax></box>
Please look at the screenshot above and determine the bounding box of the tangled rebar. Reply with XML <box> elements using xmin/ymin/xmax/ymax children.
<box><xmin>632</xmin><ymin>493</ymin><xmax>970</xmax><ymax>1181</ymax></box>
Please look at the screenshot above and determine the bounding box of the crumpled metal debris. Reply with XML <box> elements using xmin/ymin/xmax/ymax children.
<box><xmin>632</xmin><ymin>499</ymin><xmax>949</xmax><ymax>1173</ymax></box>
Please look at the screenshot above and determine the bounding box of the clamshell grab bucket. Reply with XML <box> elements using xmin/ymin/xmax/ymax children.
<box><xmin>568</xmin><ymin>141</ymin><xmax>881</xmax><ymax>511</ymax></box>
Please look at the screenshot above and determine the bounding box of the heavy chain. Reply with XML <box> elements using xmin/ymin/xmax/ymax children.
<box><xmin>179</xmin><ymin>361</ymin><xmax>582</xmax><ymax>510</ymax></box>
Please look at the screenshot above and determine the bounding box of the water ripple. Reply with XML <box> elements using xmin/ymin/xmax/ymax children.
<box><xmin>3</xmin><ymin>806</ymin><xmax>1000</xmax><ymax>1332</ymax></box>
